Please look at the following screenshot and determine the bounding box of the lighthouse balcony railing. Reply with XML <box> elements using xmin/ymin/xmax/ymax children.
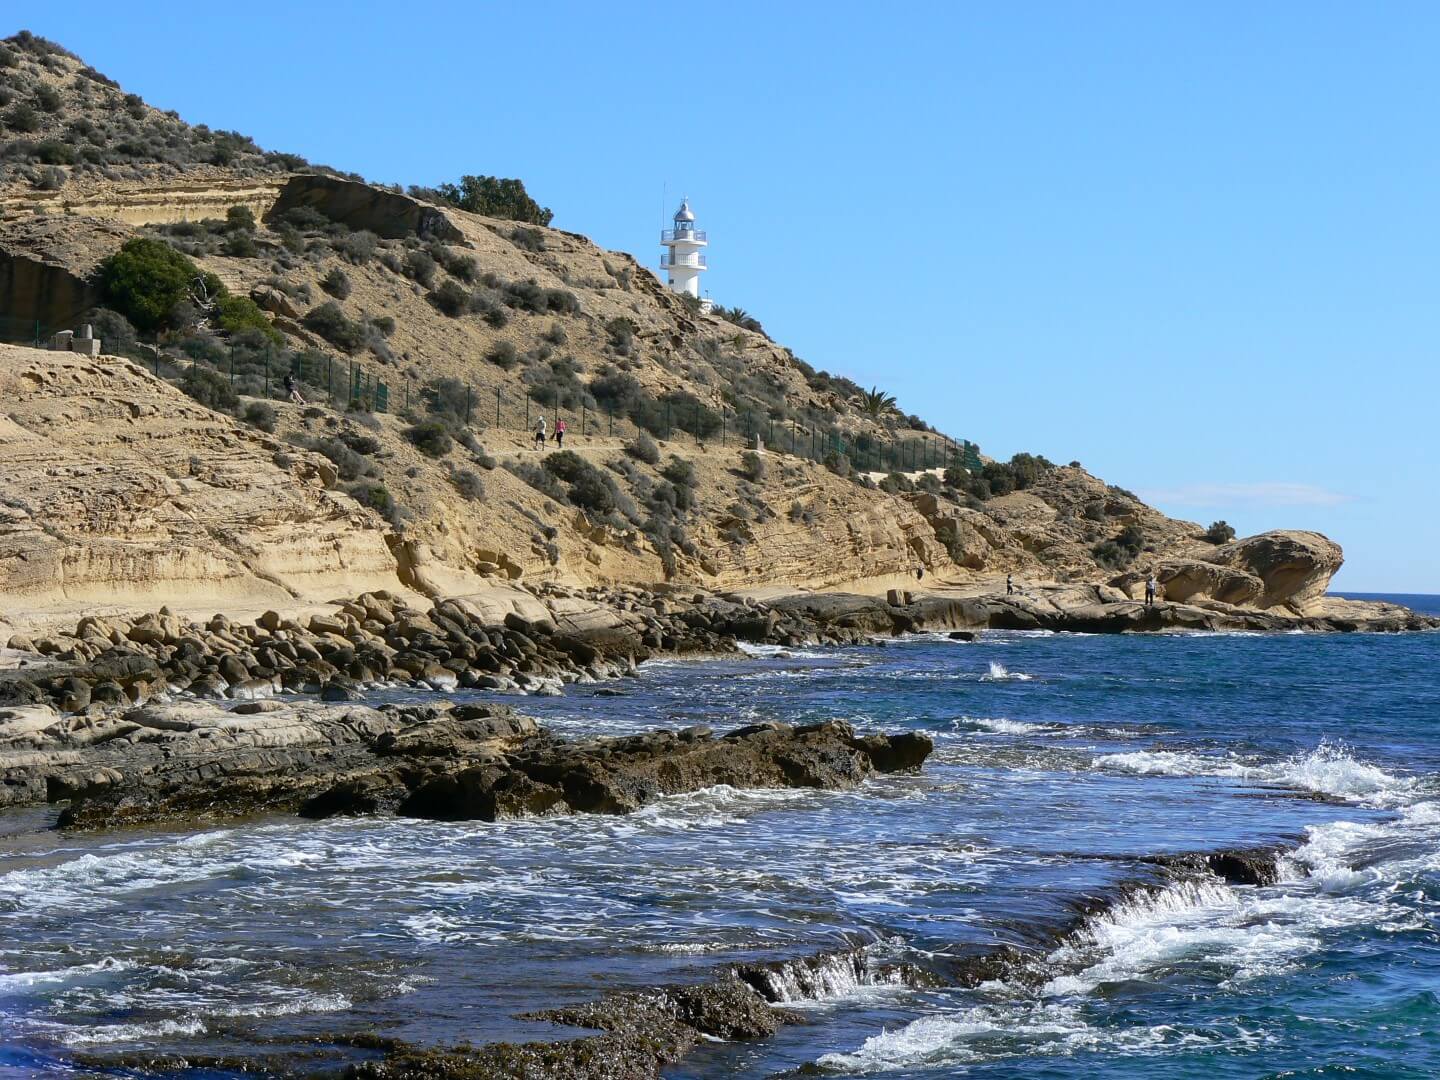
<box><xmin>661</xmin><ymin>228</ymin><xmax>707</xmax><ymax>243</ymax></box>
<box><xmin>661</xmin><ymin>253</ymin><xmax>707</xmax><ymax>268</ymax></box>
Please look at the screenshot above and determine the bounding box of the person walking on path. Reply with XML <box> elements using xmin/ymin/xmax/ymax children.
<box><xmin>553</xmin><ymin>417</ymin><xmax>567</xmax><ymax>448</ymax></box>
<box><xmin>534</xmin><ymin>415</ymin><xmax>547</xmax><ymax>451</ymax></box>
<box><xmin>915</xmin><ymin>566</ymin><xmax>925</xmax><ymax>582</ymax></box>
<box><xmin>1006</xmin><ymin>574</ymin><xmax>1015</xmax><ymax>596</ymax></box>
<box><xmin>1145</xmin><ymin>573</ymin><xmax>1159</xmax><ymax>607</ymax></box>
<box><xmin>283</xmin><ymin>372</ymin><xmax>305</xmax><ymax>405</ymax></box>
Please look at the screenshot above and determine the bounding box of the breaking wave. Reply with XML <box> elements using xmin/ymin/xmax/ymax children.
<box><xmin>1095</xmin><ymin>739</ymin><xmax>1416</xmax><ymax>804</ymax></box>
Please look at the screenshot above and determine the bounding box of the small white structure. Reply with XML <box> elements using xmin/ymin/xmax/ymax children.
<box><xmin>660</xmin><ymin>199</ymin><xmax>712</xmax><ymax>312</ymax></box>
<box><xmin>51</xmin><ymin>324</ymin><xmax>101</xmax><ymax>357</ymax></box>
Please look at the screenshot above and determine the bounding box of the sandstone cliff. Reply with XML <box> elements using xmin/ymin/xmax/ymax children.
<box><xmin>0</xmin><ymin>33</ymin><xmax>1368</xmax><ymax>632</ymax></box>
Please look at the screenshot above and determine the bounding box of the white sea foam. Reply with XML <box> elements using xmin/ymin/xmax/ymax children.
<box><xmin>958</xmin><ymin>716</ymin><xmax>1051</xmax><ymax>736</ymax></box>
<box><xmin>816</xmin><ymin>1002</ymin><xmax>1193</xmax><ymax>1070</ymax></box>
<box><xmin>0</xmin><ymin>956</ymin><xmax>132</xmax><ymax>990</ymax></box>
<box><xmin>1094</xmin><ymin>739</ymin><xmax>1416</xmax><ymax>804</ymax></box>
<box><xmin>981</xmin><ymin>662</ymin><xmax>1033</xmax><ymax>682</ymax></box>
<box><xmin>60</xmin><ymin>1016</ymin><xmax>206</xmax><ymax>1046</ymax></box>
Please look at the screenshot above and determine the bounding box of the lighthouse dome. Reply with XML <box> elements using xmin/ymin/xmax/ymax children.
<box><xmin>674</xmin><ymin>200</ymin><xmax>695</xmax><ymax>222</ymax></box>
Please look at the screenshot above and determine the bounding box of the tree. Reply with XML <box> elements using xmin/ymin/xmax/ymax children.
<box><xmin>96</xmin><ymin>238</ymin><xmax>220</xmax><ymax>332</ymax></box>
<box><xmin>1204</xmin><ymin>520</ymin><xmax>1237</xmax><ymax>544</ymax></box>
<box><xmin>859</xmin><ymin>386</ymin><xmax>898</xmax><ymax>420</ymax></box>
<box><xmin>420</xmin><ymin>175</ymin><xmax>552</xmax><ymax>226</ymax></box>
<box><xmin>712</xmin><ymin>305</ymin><xmax>765</xmax><ymax>334</ymax></box>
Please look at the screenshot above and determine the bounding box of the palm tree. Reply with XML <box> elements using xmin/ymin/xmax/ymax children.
<box><xmin>859</xmin><ymin>386</ymin><xmax>897</xmax><ymax>419</ymax></box>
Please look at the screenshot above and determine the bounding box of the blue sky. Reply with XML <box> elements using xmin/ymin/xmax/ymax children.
<box><xmin>17</xmin><ymin>3</ymin><xmax>1437</xmax><ymax>591</ymax></box>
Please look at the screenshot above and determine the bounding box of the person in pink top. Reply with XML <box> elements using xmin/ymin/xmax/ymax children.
<box><xmin>553</xmin><ymin>418</ymin><xmax>567</xmax><ymax>448</ymax></box>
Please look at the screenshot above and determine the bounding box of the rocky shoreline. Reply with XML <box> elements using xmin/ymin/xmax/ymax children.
<box><xmin>1</xmin><ymin>579</ymin><xmax>1430</xmax><ymax>820</ymax></box>
<box><xmin>70</xmin><ymin>840</ymin><xmax>1301</xmax><ymax>1079</ymax></box>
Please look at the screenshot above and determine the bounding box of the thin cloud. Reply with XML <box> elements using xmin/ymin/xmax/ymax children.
<box><xmin>1138</xmin><ymin>482</ymin><xmax>1354</xmax><ymax>508</ymax></box>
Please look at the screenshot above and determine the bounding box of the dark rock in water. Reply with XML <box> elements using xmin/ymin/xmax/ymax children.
<box><xmin>42</xmin><ymin>697</ymin><xmax>929</xmax><ymax>829</ymax></box>
<box><xmin>321</xmin><ymin>679</ymin><xmax>362</xmax><ymax>702</ymax></box>
<box><xmin>0</xmin><ymin>677</ymin><xmax>47</xmax><ymax>707</ymax></box>
<box><xmin>949</xmin><ymin>630</ymin><xmax>977</xmax><ymax>641</ymax></box>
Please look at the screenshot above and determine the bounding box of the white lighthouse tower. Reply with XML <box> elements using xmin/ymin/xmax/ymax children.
<box><xmin>661</xmin><ymin>199</ymin><xmax>711</xmax><ymax>312</ymax></box>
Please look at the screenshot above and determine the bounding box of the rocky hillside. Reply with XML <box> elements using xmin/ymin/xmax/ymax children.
<box><xmin>0</xmin><ymin>32</ymin><xmax>1362</xmax><ymax>632</ymax></box>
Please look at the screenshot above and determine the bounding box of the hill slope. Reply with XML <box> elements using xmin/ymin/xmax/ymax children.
<box><xmin>0</xmin><ymin>32</ymin><xmax>1363</xmax><ymax>632</ymax></box>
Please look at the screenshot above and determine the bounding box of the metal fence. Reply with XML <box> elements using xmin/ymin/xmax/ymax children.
<box><xmin>395</xmin><ymin>374</ymin><xmax>984</xmax><ymax>476</ymax></box>
<box><xmin>0</xmin><ymin>318</ymin><xmax>982</xmax><ymax>475</ymax></box>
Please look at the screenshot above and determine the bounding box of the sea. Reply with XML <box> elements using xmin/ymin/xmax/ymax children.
<box><xmin>1</xmin><ymin>593</ymin><xmax>1438</xmax><ymax>1078</ymax></box>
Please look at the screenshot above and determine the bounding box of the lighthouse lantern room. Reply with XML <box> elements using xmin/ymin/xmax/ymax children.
<box><xmin>660</xmin><ymin>199</ymin><xmax>711</xmax><ymax>312</ymax></box>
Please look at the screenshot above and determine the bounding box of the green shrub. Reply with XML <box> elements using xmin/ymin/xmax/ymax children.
<box><xmin>321</xmin><ymin>268</ymin><xmax>351</xmax><ymax>299</ymax></box>
<box><xmin>340</xmin><ymin>431</ymin><xmax>381</xmax><ymax>455</ymax></box>
<box><xmin>661</xmin><ymin>456</ymin><xmax>697</xmax><ymax>488</ymax></box>
<box><xmin>179</xmin><ymin>366</ymin><xmax>239</xmax><ymax>412</ymax></box>
<box><xmin>226</xmin><ymin>205</ymin><xmax>256</xmax><ymax>232</ymax></box>
<box><xmin>348</xmin><ymin>482</ymin><xmax>397</xmax><ymax>520</ymax></box>
<box><xmin>503</xmin><ymin>460</ymin><xmax>567</xmax><ymax>503</ymax></box>
<box><xmin>510</xmin><ymin>226</ymin><xmax>546</xmax><ymax>252</ymax></box>
<box><xmin>222</xmin><ymin>231</ymin><xmax>257</xmax><ymax>258</ymax></box>
<box><xmin>604</xmin><ymin>317</ymin><xmax>635</xmax><ymax>355</ymax></box>
<box><xmin>1204</xmin><ymin>520</ymin><xmax>1236</xmax><ymax>544</ymax></box>
<box><xmin>542</xmin><ymin>451</ymin><xmax>623</xmax><ymax>515</ymax></box>
<box><xmin>370</xmin><ymin>315</ymin><xmax>395</xmax><ymax>337</ymax></box>
<box><xmin>824</xmin><ymin>450</ymin><xmax>851</xmax><ymax>478</ymax></box>
<box><xmin>981</xmin><ymin>461</ymin><xmax>1016</xmax><ymax>496</ymax></box>
<box><xmin>415</xmin><ymin>175</ymin><xmax>553</xmax><ymax>226</ymax></box>
<box><xmin>243</xmin><ymin>401</ymin><xmax>277</xmax><ymax>432</ymax></box>
<box><xmin>487</xmin><ymin>340</ymin><xmax>519</xmax><ymax>370</ymax></box>
<box><xmin>626</xmin><ymin>433</ymin><xmax>660</xmax><ymax>465</ymax></box>
<box><xmin>97</xmin><ymin>238</ymin><xmax>215</xmax><ymax>332</ymax></box>
<box><xmin>406</xmin><ymin>420</ymin><xmax>453</xmax><ymax>458</ymax></box>
<box><xmin>739</xmin><ymin>450</ymin><xmax>766</xmax><ymax>482</ymax></box>
<box><xmin>542</xmin><ymin>322</ymin><xmax>568</xmax><ymax>346</ymax></box>
<box><xmin>335</xmin><ymin>230</ymin><xmax>377</xmax><ymax>264</ymax></box>
<box><xmin>312</xmin><ymin>438</ymin><xmax>370</xmax><ymax>481</ymax></box>
<box><xmin>1008</xmin><ymin>452</ymin><xmax>1054</xmax><ymax>490</ymax></box>
<box><xmin>34</xmin><ymin>139</ymin><xmax>72</xmax><ymax>164</ymax></box>
<box><xmin>438</xmin><ymin>249</ymin><xmax>478</xmax><ymax>282</ymax></box>
<box><xmin>5</xmin><ymin>103</ymin><xmax>39</xmax><ymax>133</ymax></box>
<box><xmin>429</xmin><ymin>278</ymin><xmax>469</xmax><ymax>317</ymax></box>
<box><xmin>302</xmin><ymin>301</ymin><xmax>366</xmax><ymax>353</ymax></box>
<box><xmin>215</xmin><ymin>294</ymin><xmax>280</xmax><ymax>342</ymax></box>
<box><xmin>451</xmin><ymin>468</ymin><xmax>485</xmax><ymax>501</ymax></box>
<box><xmin>404</xmin><ymin>250</ymin><xmax>437</xmax><ymax>287</ymax></box>
<box><xmin>1083</xmin><ymin>500</ymin><xmax>1107</xmax><ymax>522</ymax></box>
<box><xmin>1092</xmin><ymin>540</ymin><xmax>1132</xmax><ymax>570</ymax></box>
<box><xmin>879</xmin><ymin>472</ymin><xmax>914</xmax><ymax>494</ymax></box>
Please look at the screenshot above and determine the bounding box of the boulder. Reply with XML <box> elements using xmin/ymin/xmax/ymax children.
<box><xmin>1209</xmin><ymin>530</ymin><xmax>1343</xmax><ymax>613</ymax></box>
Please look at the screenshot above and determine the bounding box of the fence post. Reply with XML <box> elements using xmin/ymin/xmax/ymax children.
<box><xmin>581</xmin><ymin>402</ymin><xmax>587</xmax><ymax>438</ymax></box>
<box><xmin>495</xmin><ymin>388</ymin><xmax>501</xmax><ymax>427</ymax></box>
<box><xmin>665</xmin><ymin>400</ymin><xmax>672</xmax><ymax>441</ymax></box>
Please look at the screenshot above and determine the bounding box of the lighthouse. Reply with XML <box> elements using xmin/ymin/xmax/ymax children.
<box><xmin>660</xmin><ymin>199</ymin><xmax>711</xmax><ymax>312</ymax></box>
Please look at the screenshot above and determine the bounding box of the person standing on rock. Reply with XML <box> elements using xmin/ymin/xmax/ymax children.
<box><xmin>1006</xmin><ymin>574</ymin><xmax>1014</xmax><ymax>596</ymax></box>
<box><xmin>1145</xmin><ymin>574</ymin><xmax>1158</xmax><ymax>607</ymax></box>
<box><xmin>554</xmin><ymin>417</ymin><xmax>567</xmax><ymax>448</ymax></box>
<box><xmin>534</xmin><ymin>415</ymin><xmax>547</xmax><ymax>451</ymax></box>
<box><xmin>916</xmin><ymin>566</ymin><xmax>924</xmax><ymax>582</ymax></box>
<box><xmin>283</xmin><ymin>372</ymin><xmax>305</xmax><ymax>405</ymax></box>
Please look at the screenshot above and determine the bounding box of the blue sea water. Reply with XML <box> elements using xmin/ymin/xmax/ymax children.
<box><xmin>1</xmin><ymin>596</ymin><xmax>1438</xmax><ymax>1078</ymax></box>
